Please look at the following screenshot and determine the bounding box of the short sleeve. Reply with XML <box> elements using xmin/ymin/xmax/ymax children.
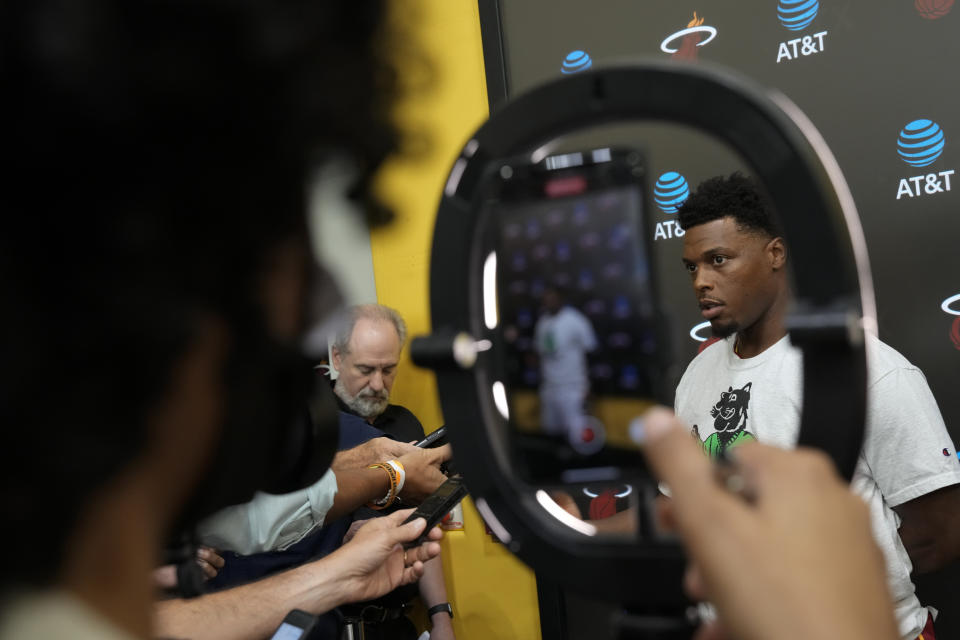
<box><xmin>861</xmin><ymin>366</ymin><xmax>960</xmax><ymax>508</ymax></box>
<box><xmin>196</xmin><ymin>470</ymin><xmax>337</xmax><ymax>554</ymax></box>
<box><xmin>579</xmin><ymin>314</ymin><xmax>598</xmax><ymax>351</ymax></box>
<box><xmin>306</xmin><ymin>468</ymin><xmax>338</xmax><ymax>528</ymax></box>
<box><xmin>674</xmin><ymin>366</ymin><xmax>688</xmax><ymax>414</ymax></box>
<box><xmin>196</xmin><ymin>489</ymin><xmax>313</xmax><ymax>554</ymax></box>
<box><xmin>533</xmin><ymin>317</ymin><xmax>546</xmax><ymax>354</ymax></box>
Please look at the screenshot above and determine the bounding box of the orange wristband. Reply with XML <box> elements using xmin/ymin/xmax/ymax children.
<box><xmin>366</xmin><ymin>462</ymin><xmax>398</xmax><ymax>509</ymax></box>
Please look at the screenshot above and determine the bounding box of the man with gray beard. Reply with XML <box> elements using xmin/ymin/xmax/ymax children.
<box><xmin>331</xmin><ymin>305</ymin><xmax>415</xmax><ymax>427</ymax></box>
<box><xmin>193</xmin><ymin>304</ymin><xmax>453</xmax><ymax>638</ymax></box>
<box><xmin>330</xmin><ymin>304</ymin><xmax>457</xmax><ymax>640</ymax></box>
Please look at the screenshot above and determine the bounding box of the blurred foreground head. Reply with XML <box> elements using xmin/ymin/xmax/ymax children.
<box><xmin>0</xmin><ymin>0</ymin><xmax>403</xmax><ymax>590</ymax></box>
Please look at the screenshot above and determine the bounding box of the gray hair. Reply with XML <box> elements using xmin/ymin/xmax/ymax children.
<box><xmin>331</xmin><ymin>303</ymin><xmax>407</xmax><ymax>354</ymax></box>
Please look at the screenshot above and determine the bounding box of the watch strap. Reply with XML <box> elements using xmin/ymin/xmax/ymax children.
<box><xmin>427</xmin><ymin>602</ymin><xmax>453</xmax><ymax>619</ymax></box>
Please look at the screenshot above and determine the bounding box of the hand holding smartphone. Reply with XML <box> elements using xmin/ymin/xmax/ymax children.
<box><xmin>415</xmin><ymin>425</ymin><xmax>448</xmax><ymax>448</ymax></box>
<box><xmin>269</xmin><ymin>610</ymin><xmax>317</xmax><ymax>640</ymax></box>
<box><xmin>402</xmin><ymin>475</ymin><xmax>467</xmax><ymax>548</ymax></box>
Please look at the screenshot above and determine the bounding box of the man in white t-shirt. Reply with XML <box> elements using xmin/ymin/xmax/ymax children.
<box><xmin>674</xmin><ymin>173</ymin><xmax>960</xmax><ymax>640</ymax></box>
<box><xmin>534</xmin><ymin>286</ymin><xmax>598</xmax><ymax>442</ymax></box>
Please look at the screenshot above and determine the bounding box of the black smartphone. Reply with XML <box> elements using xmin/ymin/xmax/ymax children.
<box><xmin>269</xmin><ymin>609</ymin><xmax>318</xmax><ymax>640</ymax></box>
<box><xmin>486</xmin><ymin>146</ymin><xmax>670</xmax><ymax>484</ymax></box>
<box><xmin>402</xmin><ymin>475</ymin><xmax>468</xmax><ymax>548</ymax></box>
<box><xmin>415</xmin><ymin>425</ymin><xmax>448</xmax><ymax>448</ymax></box>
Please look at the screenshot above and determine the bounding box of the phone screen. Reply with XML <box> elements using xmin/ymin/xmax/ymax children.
<box><xmin>416</xmin><ymin>476</ymin><xmax>463</xmax><ymax>513</ymax></box>
<box><xmin>497</xmin><ymin>184</ymin><xmax>658</xmax><ymax>398</ymax></box>
<box><xmin>270</xmin><ymin>622</ymin><xmax>306</xmax><ymax>640</ymax></box>
<box><xmin>403</xmin><ymin>476</ymin><xmax>468</xmax><ymax>546</ymax></box>
<box><xmin>489</xmin><ymin>148</ymin><xmax>664</xmax><ymax>483</ymax></box>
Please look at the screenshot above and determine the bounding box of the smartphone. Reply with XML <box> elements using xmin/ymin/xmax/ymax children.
<box><xmin>487</xmin><ymin>146</ymin><xmax>670</xmax><ymax>483</ymax></box>
<box><xmin>415</xmin><ymin>425</ymin><xmax>448</xmax><ymax>448</ymax></box>
<box><xmin>402</xmin><ymin>475</ymin><xmax>468</xmax><ymax>548</ymax></box>
<box><xmin>269</xmin><ymin>610</ymin><xmax>318</xmax><ymax>640</ymax></box>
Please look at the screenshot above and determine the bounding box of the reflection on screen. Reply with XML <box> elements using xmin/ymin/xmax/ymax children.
<box><xmin>497</xmin><ymin>182</ymin><xmax>660</xmax><ymax>457</ymax></box>
<box><xmin>499</xmin><ymin>186</ymin><xmax>656</xmax><ymax>396</ymax></box>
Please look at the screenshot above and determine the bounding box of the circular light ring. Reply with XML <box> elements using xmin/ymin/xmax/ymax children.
<box><xmin>428</xmin><ymin>63</ymin><xmax>869</xmax><ymax>602</ymax></box>
<box><xmin>659</xmin><ymin>26</ymin><xmax>717</xmax><ymax>53</ymax></box>
<box><xmin>942</xmin><ymin>293</ymin><xmax>960</xmax><ymax>316</ymax></box>
<box><xmin>435</xmin><ymin>61</ymin><xmax>869</xmax><ymax>490</ymax></box>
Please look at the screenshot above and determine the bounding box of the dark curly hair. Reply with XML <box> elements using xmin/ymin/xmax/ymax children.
<box><xmin>1</xmin><ymin>0</ymin><xmax>410</xmax><ymax>589</ymax></box>
<box><xmin>677</xmin><ymin>172</ymin><xmax>782</xmax><ymax>238</ymax></box>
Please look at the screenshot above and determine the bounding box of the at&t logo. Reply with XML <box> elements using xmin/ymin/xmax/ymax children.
<box><xmin>561</xmin><ymin>50</ymin><xmax>592</xmax><ymax>74</ymax></box>
<box><xmin>775</xmin><ymin>0</ymin><xmax>828</xmax><ymax>63</ymax></box>
<box><xmin>898</xmin><ymin>119</ymin><xmax>944</xmax><ymax>167</ymax></box>
<box><xmin>895</xmin><ymin>119</ymin><xmax>955</xmax><ymax>200</ymax></box>
<box><xmin>653</xmin><ymin>171</ymin><xmax>689</xmax><ymax>241</ymax></box>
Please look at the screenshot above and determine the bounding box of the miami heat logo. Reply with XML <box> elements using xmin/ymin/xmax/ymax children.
<box><xmin>943</xmin><ymin>293</ymin><xmax>960</xmax><ymax>351</ymax></box>
<box><xmin>692</xmin><ymin>382</ymin><xmax>757</xmax><ymax>458</ymax></box>
<box><xmin>660</xmin><ymin>12</ymin><xmax>717</xmax><ymax>61</ymax></box>
<box><xmin>916</xmin><ymin>0</ymin><xmax>954</xmax><ymax>20</ymax></box>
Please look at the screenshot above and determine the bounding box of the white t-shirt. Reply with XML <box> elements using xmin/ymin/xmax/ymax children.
<box><xmin>675</xmin><ymin>334</ymin><xmax>960</xmax><ymax>640</ymax></box>
<box><xmin>197</xmin><ymin>468</ymin><xmax>338</xmax><ymax>555</ymax></box>
<box><xmin>534</xmin><ymin>306</ymin><xmax>598</xmax><ymax>389</ymax></box>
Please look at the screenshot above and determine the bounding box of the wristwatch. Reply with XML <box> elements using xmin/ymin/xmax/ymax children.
<box><xmin>427</xmin><ymin>602</ymin><xmax>454</xmax><ymax>619</ymax></box>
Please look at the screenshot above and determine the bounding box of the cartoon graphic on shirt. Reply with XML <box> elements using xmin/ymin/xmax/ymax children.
<box><xmin>691</xmin><ymin>381</ymin><xmax>757</xmax><ymax>457</ymax></box>
<box><xmin>540</xmin><ymin>329</ymin><xmax>556</xmax><ymax>356</ymax></box>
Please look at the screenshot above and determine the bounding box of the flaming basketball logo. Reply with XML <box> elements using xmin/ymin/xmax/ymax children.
<box><xmin>916</xmin><ymin>0</ymin><xmax>954</xmax><ymax>19</ymax></box>
<box><xmin>660</xmin><ymin>12</ymin><xmax>717</xmax><ymax>61</ymax></box>
<box><xmin>942</xmin><ymin>293</ymin><xmax>960</xmax><ymax>350</ymax></box>
<box><xmin>677</xmin><ymin>13</ymin><xmax>705</xmax><ymax>60</ymax></box>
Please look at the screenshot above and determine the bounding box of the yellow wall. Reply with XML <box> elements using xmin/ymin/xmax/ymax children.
<box><xmin>371</xmin><ymin>1</ymin><xmax>542</xmax><ymax>638</ymax></box>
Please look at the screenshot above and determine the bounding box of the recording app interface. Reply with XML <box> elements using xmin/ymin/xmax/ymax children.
<box><xmin>497</xmin><ymin>185</ymin><xmax>657</xmax><ymax>400</ymax></box>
